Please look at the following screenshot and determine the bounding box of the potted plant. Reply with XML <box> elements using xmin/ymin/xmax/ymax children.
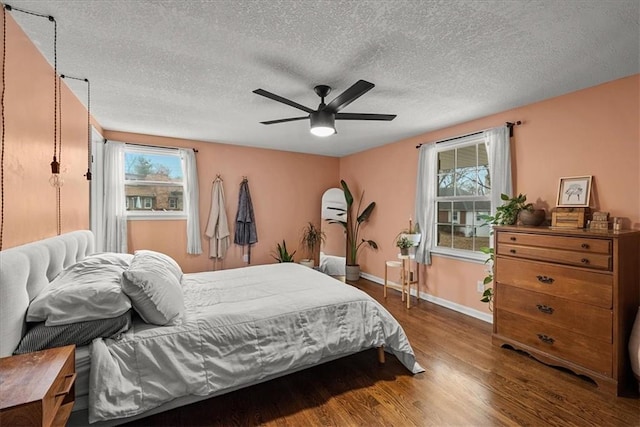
<box><xmin>299</xmin><ymin>222</ymin><xmax>325</xmax><ymax>268</ymax></box>
<box><xmin>272</xmin><ymin>240</ymin><xmax>296</xmax><ymax>263</ymax></box>
<box><xmin>406</xmin><ymin>223</ymin><xmax>421</xmax><ymax>245</ymax></box>
<box><xmin>483</xmin><ymin>193</ymin><xmax>533</xmax><ymax>226</ymax></box>
<box><xmin>340</xmin><ymin>179</ymin><xmax>378</xmax><ymax>281</ymax></box>
<box><xmin>396</xmin><ymin>236</ymin><xmax>413</xmax><ymax>256</ymax></box>
<box><xmin>478</xmin><ymin>193</ymin><xmax>533</xmax><ymax>308</ymax></box>
<box><xmin>397</xmin><ymin>222</ymin><xmax>421</xmax><ymax>246</ymax></box>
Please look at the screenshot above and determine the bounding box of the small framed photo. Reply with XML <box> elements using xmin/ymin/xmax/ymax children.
<box><xmin>556</xmin><ymin>175</ymin><xmax>592</xmax><ymax>207</ymax></box>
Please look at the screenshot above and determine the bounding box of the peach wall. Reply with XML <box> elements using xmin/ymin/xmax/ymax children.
<box><xmin>3</xmin><ymin>13</ymin><xmax>91</xmax><ymax>249</ymax></box>
<box><xmin>341</xmin><ymin>74</ymin><xmax>640</xmax><ymax>316</ymax></box>
<box><xmin>103</xmin><ymin>131</ymin><xmax>340</xmax><ymax>273</ymax></box>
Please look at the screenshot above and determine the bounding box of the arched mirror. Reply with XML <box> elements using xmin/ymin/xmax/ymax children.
<box><xmin>319</xmin><ymin>188</ymin><xmax>346</xmax><ymax>277</ymax></box>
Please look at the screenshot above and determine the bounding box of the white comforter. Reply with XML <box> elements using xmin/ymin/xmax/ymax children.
<box><xmin>89</xmin><ymin>263</ymin><xmax>423</xmax><ymax>423</ymax></box>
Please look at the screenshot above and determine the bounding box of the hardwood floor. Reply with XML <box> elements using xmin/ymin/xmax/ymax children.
<box><xmin>124</xmin><ymin>278</ymin><xmax>639</xmax><ymax>426</ymax></box>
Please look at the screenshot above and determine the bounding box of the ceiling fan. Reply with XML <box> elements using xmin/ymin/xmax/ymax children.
<box><xmin>253</xmin><ymin>80</ymin><xmax>396</xmax><ymax>137</ymax></box>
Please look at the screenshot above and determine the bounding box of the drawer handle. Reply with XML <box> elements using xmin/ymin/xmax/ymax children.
<box><xmin>536</xmin><ymin>304</ymin><xmax>554</xmax><ymax>314</ymax></box>
<box><xmin>537</xmin><ymin>334</ymin><xmax>555</xmax><ymax>345</ymax></box>
<box><xmin>536</xmin><ymin>275</ymin><xmax>554</xmax><ymax>284</ymax></box>
<box><xmin>55</xmin><ymin>373</ymin><xmax>76</xmax><ymax>398</ymax></box>
<box><xmin>509</xmin><ymin>249</ymin><xmax>516</xmax><ymax>254</ymax></box>
<box><xmin>581</xmin><ymin>243</ymin><xmax>589</xmax><ymax>249</ymax></box>
<box><xmin>510</xmin><ymin>236</ymin><xmax>517</xmax><ymax>241</ymax></box>
<box><xmin>581</xmin><ymin>258</ymin><xmax>590</xmax><ymax>264</ymax></box>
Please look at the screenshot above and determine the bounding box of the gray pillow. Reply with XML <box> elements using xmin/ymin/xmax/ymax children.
<box><xmin>27</xmin><ymin>253</ymin><xmax>134</xmax><ymax>326</ymax></box>
<box><xmin>14</xmin><ymin>311</ymin><xmax>132</xmax><ymax>354</ymax></box>
<box><xmin>122</xmin><ymin>250</ymin><xmax>185</xmax><ymax>326</ymax></box>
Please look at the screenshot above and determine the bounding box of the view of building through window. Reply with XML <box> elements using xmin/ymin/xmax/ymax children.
<box><xmin>435</xmin><ymin>140</ymin><xmax>491</xmax><ymax>252</ymax></box>
<box><xmin>124</xmin><ymin>150</ymin><xmax>185</xmax><ymax>213</ymax></box>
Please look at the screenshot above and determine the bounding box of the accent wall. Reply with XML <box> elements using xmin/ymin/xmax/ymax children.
<box><xmin>2</xmin><ymin>13</ymin><xmax>93</xmax><ymax>249</ymax></box>
<box><xmin>339</xmin><ymin>74</ymin><xmax>640</xmax><ymax>318</ymax></box>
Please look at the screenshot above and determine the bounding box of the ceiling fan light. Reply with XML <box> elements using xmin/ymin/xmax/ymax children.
<box><xmin>310</xmin><ymin>111</ymin><xmax>336</xmax><ymax>137</ymax></box>
<box><xmin>310</xmin><ymin>126</ymin><xmax>335</xmax><ymax>137</ymax></box>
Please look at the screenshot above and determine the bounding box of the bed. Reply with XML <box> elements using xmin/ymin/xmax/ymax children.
<box><xmin>318</xmin><ymin>251</ymin><xmax>346</xmax><ymax>276</ymax></box>
<box><xmin>0</xmin><ymin>231</ymin><xmax>423</xmax><ymax>425</ymax></box>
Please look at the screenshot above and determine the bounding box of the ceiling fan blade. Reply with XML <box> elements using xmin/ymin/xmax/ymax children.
<box><xmin>253</xmin><ymin>89</ymin><xmax>315</xmax><ymax>114</ymax></box>
<box><xmin>260</xmin><ymin>116</ymin><xmax>309</xmax><ymax>125</ymax></box>
<box><xmin>335</xmin><ymin>113</ymin><xmax>396</xmax><ymax>121</ymax></box>
<box><xmin>324</xmin><ymin>80</ymin><xmax>375</xmax><ymax>113</ymax></box>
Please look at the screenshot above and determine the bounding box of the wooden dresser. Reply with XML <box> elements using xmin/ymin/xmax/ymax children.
<box><xmin>492</xmin><ymin>226</ymin><xmax>640</xmax><ymax>395</ymax></box>
<box><xmin>0</xmin><ymin>345</ymin><xmax>76</xmax><ymax>426</ymax></box>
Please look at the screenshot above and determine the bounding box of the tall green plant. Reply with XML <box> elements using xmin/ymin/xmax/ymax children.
<box><xmin>340</xmin><ymin>180</ymin><xmax>378</xmax><ymax>266</ymax></box>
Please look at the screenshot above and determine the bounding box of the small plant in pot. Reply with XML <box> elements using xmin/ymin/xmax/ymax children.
<box><xmin>396</xmin><ymin>236</ymin><xmax>413</xmax><ymax>256</ymax></box>
<box><xmin>299</xmin><ymin>222</ymin><xmax>325</xmax><ymax>268</ymax></box>
<box><xmin>272</xmin><ymin>240</ymin><xmax>296</xmax><ymax>263</ymax></box>
<box><xmin>483</xmin><ymin>193</ymin><xmax>532</xmax><ymax>226</ymax></box>
<box><xmin>397</xmin><ymin>223</ymin><xmax>421</xmax><ymax>246</ymax></box>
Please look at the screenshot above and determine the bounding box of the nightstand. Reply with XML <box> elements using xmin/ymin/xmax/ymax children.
<box><xmin>0</xmin><ymin>345</ymin><xmax>76</xmax><ymax>426</ymax></box>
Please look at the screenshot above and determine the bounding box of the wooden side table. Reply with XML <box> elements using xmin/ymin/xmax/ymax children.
<box><xmin>0</xmin><ymin>345</ymin><xmax>76</xmax><ymax>427</ymax></box>
<box><xmin>384</xmin><ymin>254</ymin><xmax>419</xmax><ymax>308</ymax></box>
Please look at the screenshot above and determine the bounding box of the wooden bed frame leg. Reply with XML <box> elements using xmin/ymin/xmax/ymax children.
<box><xmin>377</xmin><ymin>346</ymin><xmax>385</xmax><ymax>364</ymax></box>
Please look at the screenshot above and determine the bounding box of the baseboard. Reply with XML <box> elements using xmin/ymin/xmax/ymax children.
<box><xmin>359</xmin><ymin>272</ymin><xmax>493</xmax><ymax>324</ymax></box>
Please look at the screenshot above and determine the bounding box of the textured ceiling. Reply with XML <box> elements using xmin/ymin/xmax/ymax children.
<box><xmin>8</xmin><ymin>0</ymin><xmax>640</xmax><ymax>157</ymax></box>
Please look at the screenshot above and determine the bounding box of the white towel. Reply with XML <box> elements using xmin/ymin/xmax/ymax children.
<box><xmin>205</xmin><ymin>179</ymin><xmax>230</xmax><ymax>259</ymax></box>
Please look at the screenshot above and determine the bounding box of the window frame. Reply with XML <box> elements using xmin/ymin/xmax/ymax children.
<box><xmin>123</xmin><ymin>145</ymin><xmax>187</xmax><ymax>220</ymax></box>
<box><xmin>430</xmin><ymin>134</ymin><xmax>491</xmax><ymax>263</ymax></box>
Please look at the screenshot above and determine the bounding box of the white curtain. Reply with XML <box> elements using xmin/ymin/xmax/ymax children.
<box><xmin>414</xmin><ymin>143</ymin><xmax>437</xmax><ymax>265</ymax></box>
<box><xmin>484</xmin><ymin>126</ymin><xmax>513</xmax><ymax>227</ymax></box>
<box><xmin>182</xmin><ymin>149</ymin><xmax>202</xmax><ymax>255</ymax></box>
<box><xmin>90</xmin><ymin>127</ymin><xmax>105</xmax><ymax>252</ymax></box>
<box><xmin>103</xmin><ymin>141</ymin><xmax>127</xmax><ymax>253</ymax></box>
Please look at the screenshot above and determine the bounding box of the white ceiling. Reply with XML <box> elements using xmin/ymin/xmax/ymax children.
<box><xmin>8</xmin><ymin>0</ymin><xmax>639</xmax><ymax>157</ymax></box>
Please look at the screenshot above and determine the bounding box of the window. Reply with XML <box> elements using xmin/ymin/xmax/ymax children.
<box><xmin>434</xmin><ymin>135</ymin><xmax>491</xmax><ymax>257</ymax></box>
<box><xmin>415</xmin><ymin>126</ymin><xmax>510</xmax><ymax>265</ymax></box>
<box><xmin>124</xmin><ymin>146</ymin><xmax>185</xmax><ymax>218</ymax></box>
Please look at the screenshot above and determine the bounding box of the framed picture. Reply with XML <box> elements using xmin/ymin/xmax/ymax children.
<box><xmin>556</xmin><ymin>175</ymin><xmax>592</xmax><ymax>207</ymax></box>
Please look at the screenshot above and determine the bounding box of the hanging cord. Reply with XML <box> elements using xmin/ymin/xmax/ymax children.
<box><xmin>1</xmin><ymin>7</ymin><xmax>6</xmax><ymax>250</ymax></box>
<box><xmin>86</xmin><ymin>78</ymin><xmax>91</xmax><ymax>179</ymax></box>
<box><xmin>51</xmin><ymin>15</ymin><xmax>59</xmax><ymax>175</ymax></box>
<box><xmin>4</xmin><ymin>5</ymin><xmax>60</xmax><ymax>234</ymax></box>
<box><xmin>2</xmin><ymin>5</ymin><xmax>59</xmax><ymax>170</ymax></box>
<box><xmin>56</xmin><ymin>74</ymin><xmax>62</xmax><ymax>235</ymax></box>
<box><xmin>61</xmin><ymin>74</ymin><xmax>91</xmax><ymax>180</ymax></box>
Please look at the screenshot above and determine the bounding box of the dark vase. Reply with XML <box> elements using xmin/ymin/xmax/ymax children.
<box><xmin>400</xmin><ymin>247</ymin><xmax>409</xmax><ymax>255</ymax></box>
<box><xmin>519</xmin><ymin>209</ymin><xmax>546</xmax><ymax>226</ymax></box>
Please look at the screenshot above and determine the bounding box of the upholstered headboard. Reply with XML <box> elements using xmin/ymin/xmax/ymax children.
<box><xmin>0</xmin><ymin>230</ymin><xmax>95</xmax><ymax>356</ymax></box>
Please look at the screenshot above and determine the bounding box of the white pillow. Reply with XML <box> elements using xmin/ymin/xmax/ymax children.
<box><xmin>27</xmin><ymin>253</ymin><xmax>134</xmax><ymax>326</ymax></box>
<box><xmin>122</xmin><ymin>250</ymin><xmax>184</xmax><ymax>326</ymax></box>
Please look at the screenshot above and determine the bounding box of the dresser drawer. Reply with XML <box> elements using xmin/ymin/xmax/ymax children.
<box><xmin>497</xmin><ymin>243</ymin><xmax>611</xmax><ymax>270</ymax></box>
<box><xmin>496</xmin><ymin>310</ymin><xmax>612</xmax><ymax>376</ymax></box>
<box><xmin>497</xmin><ymin>284</ymin><xmax>612</xmax><ymax>342</ymax></box>
<box><xmin>495</xmin><ymin>257</ymin><xmax>612</xmax><ymax>308</ymax></box>
<box><xmin>497</xmin><ymin>232</ymin><xmax>612</xmax><ymax>254</ymax></box>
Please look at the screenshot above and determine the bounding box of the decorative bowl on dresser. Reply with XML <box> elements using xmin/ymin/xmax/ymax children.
<box><xmin>492</xmin><ymin>226</ymin><xmax>640</xmax><ymax>395</ymax></box>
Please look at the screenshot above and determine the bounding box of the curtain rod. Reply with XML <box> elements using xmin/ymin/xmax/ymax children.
<box><xmin>415</xmin><ymin>121</ymin><xmax>522</xmax><ymax>149</ymax></box>
<box><xmin>105</xmin><ymin>140</ymin><xmax>198</xmax><ymax>153</ymax></box>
